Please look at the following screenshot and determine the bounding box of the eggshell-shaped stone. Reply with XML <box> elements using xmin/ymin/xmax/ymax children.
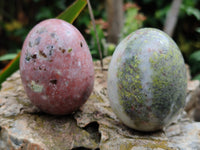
<box><xmin>108</xmin><ymin>28</ymin><xmax>187</xmax><ymax>131</ymax></box>
<box><xmin>20</xmin><ymin>19</ymin><xmax>94</xmax><ymax>115</ymax></box>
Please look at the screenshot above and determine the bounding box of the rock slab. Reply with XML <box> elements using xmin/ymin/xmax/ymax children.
<box><xmin>0</xmin><ymin>57</ymin><xmax>200</xmax><ymax>150</ymax></box>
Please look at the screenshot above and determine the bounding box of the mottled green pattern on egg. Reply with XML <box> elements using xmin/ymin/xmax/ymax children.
<box><xmin>149</xmin><ymin>46</ymin><xmax>186</xmax><ymax>121</ymax></box>
<box><xmin>117</xmin><ymin>49</ymin><xmax>149</xmax><ymax>122</ymax></box>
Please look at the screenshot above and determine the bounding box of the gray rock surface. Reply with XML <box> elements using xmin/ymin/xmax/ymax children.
<box><xmin>0</xmin><ymin>57</ymin><xmax>200</xmax><ymax>150</ymax></box>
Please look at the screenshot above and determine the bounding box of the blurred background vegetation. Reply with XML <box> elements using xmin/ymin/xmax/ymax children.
<box><xmin>0</xmin><ymin>0</ymin><xmax>200</xmax><ymax>80</ymax></box>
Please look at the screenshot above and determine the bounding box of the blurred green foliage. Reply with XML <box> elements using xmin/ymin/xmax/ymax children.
<box><xmin>121</xmin><ymin>3</ymin><xmax>146</xmax><ymax>39</ymax></box>
<box><xmin>84</xmin><ymin>2</ymin><xmax>146</xmax><ymax>60</ymax></box>
<box><xmin>0</xmin><ymin>0</ymin><xmax>72</xmax><ymax>60</ymax></box>
<box><xmin>88</xmin><ymin>24</ymin><xmax>105</xmax><ymax>60</ymax></box>
<box><xmin>127</xmin><ymin>0</ymin><xmax>200</xmax><ymax>80</ymax></box>
<box><xmin>189</xmin><ymin>50</ymin><xmax>200</xmax><ymax>73</ymax></box>
<box><xmin>0</xmin><ymin>51</ymin><xmax>19</xmax><ymax>61</ymax></box>
<box><xmin>0</xmin><ymin>0</ymin><xmax>200</xmax><ymax>80</ymax></box>
<box><xmin>0</xmin><ymin>0</ymin><xmax>87</xmax><ymax>87</ymax></box>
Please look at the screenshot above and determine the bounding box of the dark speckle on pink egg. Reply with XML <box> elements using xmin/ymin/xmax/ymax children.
<box><xmin>20</xmin><ymin>19</ymin><xmax>94</xmax><ymax>115</ymax></box>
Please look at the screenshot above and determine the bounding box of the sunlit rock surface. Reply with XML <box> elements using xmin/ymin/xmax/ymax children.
<box><xmin>0</xmin><ymin>57</ymin><xmax>200</xmax><ymax>150</ymax></box>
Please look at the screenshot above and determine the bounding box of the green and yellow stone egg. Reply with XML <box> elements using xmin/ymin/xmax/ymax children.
<box><xmin>108</xmin><ymin>28</ymin><xmax>187</xmax><ymax>132</ymax></box>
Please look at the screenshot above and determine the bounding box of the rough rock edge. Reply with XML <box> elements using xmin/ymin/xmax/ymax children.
<box><xmin>0</xmin><ymin>57</ymin><xmax>200</xmax><ymax>150</ymax></box>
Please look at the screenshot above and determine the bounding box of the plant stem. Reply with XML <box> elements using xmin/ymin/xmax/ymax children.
<box><xmin>163</xmin><ymin>0</ymin><xmax>182</xmax><ymax>36</ymax></box>
<box><xmin>87</xmin><ymin>0</ymin><xmax>104</xmax><ymax>71</ymax></box>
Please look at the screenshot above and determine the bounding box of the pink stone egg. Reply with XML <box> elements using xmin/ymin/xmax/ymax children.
<box><xmin>20</xmin><ymin>19</ymin><xmax>94</xmax><ymax>115</ymax></box>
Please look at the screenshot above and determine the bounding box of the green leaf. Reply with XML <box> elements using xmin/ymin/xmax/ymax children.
<box><xmin>193</xmin><ymin>74</ymin><xmax>200</xmax><ymax>81</ymax></box>
<box><xmin>0</xmin><ymin>52</ymin><xmax>20</xmax><ymax>87</ymax></box>
<box><xmin>181</xmin><ymin>5</ymin><xmax>200</xmax><ymax>20</ymax></box>
<box><xmin>189</xmin><ymin>50</ymin><xmax>200</xmax><ymax>75</ymax></box>
<box><xmin>0</xmin><ymin>0</ymin><xmax>87</xmax><ymax>88</ymax></box>
<box><xmin>36</xmin><ymin>7</ymin><xmax>54</xmax><ymax>21</ymax></box>
<box><xmin>186</xmin><ymin>7</ymin><xmax>200</xmax><ymax>20</ymax></box>
<box><xmin>57</xmin><ymin>0</ymin><xmax>87</xmax><ymax>23</ymax></box>
<box><xmin>196</xmin><ymin>27</ymin><xmax>200</xmax><ymax>33</ymax></box>
<box><xmin>0</xmin><ymin>53</ymin><xmax>18</xmax><ymax>61</ymax></box>
<box><xmin>189</xmin><ymin>50</ymin><xmax>200</xmax><ymax>62</ymax></box>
